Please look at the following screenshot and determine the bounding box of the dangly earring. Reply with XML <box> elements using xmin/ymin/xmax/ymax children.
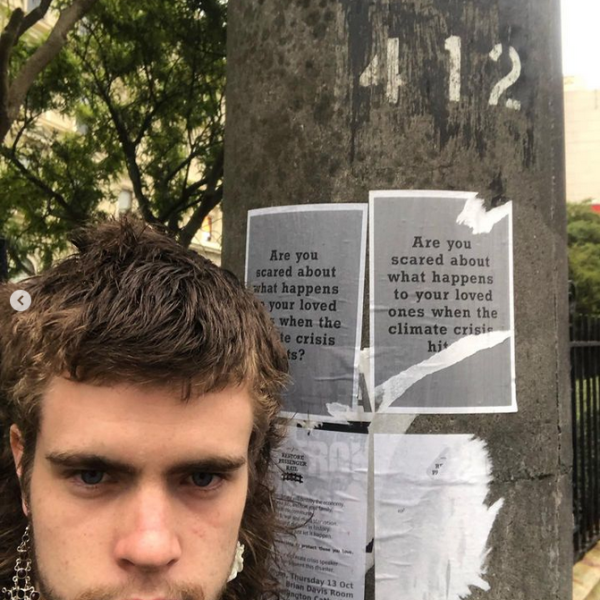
<box><xmin>226</xmin><ymin>541</ymin><xmax>245</xmax><ymax>582</ymax></box>
<box><xmin>2</xmin><ymin>525</ymin><xmax>40</xmax><ymax>600</ymax></box>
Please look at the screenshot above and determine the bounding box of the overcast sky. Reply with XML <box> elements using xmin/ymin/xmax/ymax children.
<box><xmin>561</xmin><ymin>0</ymin><xmax>600</xmax><ymax>86</ymax></box>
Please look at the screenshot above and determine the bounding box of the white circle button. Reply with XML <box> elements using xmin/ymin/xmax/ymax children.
<box><xmin>10</xmin><ymin>290</ymin><xmax>31</xmax><ymax>312</ymax></box>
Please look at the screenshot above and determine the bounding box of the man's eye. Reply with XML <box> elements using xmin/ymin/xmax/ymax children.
<box><xmin>190</xmin><ymin>472</ymin><xmax>218</xmax><ymax>488</ymax></box>
<box><xmin>78</xmin><ymin>470</ymin><xmax>105</xmax><ymax>485</ymax></box>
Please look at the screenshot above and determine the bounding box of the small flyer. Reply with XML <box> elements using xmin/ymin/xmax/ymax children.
<box><xmin>246</xmin><ymin>205</ymin><xmax>368</xmax><ymax>421</ymax></box>
<box><xmin>369</xmin><ymin>190</ymin><xmax>516</xmax><ymax>413</ymax></box>
<box><xmin>274</xmin><ymin>426</ymin><xmax>369</xmax><ymax>600</ymax></box>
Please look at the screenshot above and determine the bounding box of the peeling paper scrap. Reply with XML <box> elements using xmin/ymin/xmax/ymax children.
<box><xmin>457</xmin><ymin>196</ymin><xmax>512</xmax><ymax>234</ymax></box>
<box><xmin>273</xmin><ymin>426</ymin><xmax>369</xmax><ymax>600</ymax></box>
<box><xmin>376</xmin><ymin>331</ymin><xmax>511</xmax><ymax>413</ymax></box>
<box><xmin>358</xmin><ymin>347</ymin><xmax>374</xmax><ymax>413</ymax></box>
<box><xmin>326</xmin><ymin>402</ymin><xmax>373</xmax><ymax>424</ymax></box>
<box><xmin>369</xmin><ymin>191</ymin><xmax>516</xmax><ymax>414</ymax></box>
<box><xmin>374</xmin><ymin>434</ymin><xmax>504</xmax><ymax>600</ymax></box>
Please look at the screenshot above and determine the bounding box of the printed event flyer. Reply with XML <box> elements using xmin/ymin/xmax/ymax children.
<box><xmin>273</xmin><ymin>426</ymin><xmax>369</xmax><ymax>600</ymax></box>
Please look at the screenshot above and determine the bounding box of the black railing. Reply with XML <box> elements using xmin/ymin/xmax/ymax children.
<box><xmin>572</xmin><ymin>314</ymin><xmax>600</xmax><ymax>559</ymax></box>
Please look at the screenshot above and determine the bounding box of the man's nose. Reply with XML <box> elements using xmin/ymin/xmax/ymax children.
<box><xmin>113</xmin><ymin>485</ymin><xmax>182</xmax><ymax>571</ymax></box>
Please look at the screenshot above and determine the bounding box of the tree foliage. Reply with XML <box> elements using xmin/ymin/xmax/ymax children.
<box><xmin>0</xmin><ymin>0</ymin><xmax>226</xmax><ymax>278</ymax></box>
<box><xmin>0</xmin><ymin>0</ymin><xmax>101</xmax><ymax>144</ymax></box>
<box><xmin>567</xmin><ymin>201</ymin><xmax>600</xmax><ymax>315</ymax></box>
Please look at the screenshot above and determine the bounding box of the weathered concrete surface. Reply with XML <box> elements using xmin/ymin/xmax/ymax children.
<box><xmin>224</xmin><ymin>0</ymin><xmax>571</xmax><ymax>597</ymax></box>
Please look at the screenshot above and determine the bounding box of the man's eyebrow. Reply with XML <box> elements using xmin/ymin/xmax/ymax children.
<box><xmin>45</xmin><ymin>452</ymin><xmax>247</xmax><ymax>475</ymax></box>
<box><xmin>45</xmin><ymin>452</ymin><xmax>137</xmax><ymax>475</ymax></box>
<box><xmin>166</xmin><ymin>456</ymin><xmax>247</xmax><ymax>475</ymax></box>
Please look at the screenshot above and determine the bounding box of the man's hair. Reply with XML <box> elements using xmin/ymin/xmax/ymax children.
<box><xmin>0</xmin><ymin>215</ymin><xmax>289</xmax><ymax>600</ymax></box>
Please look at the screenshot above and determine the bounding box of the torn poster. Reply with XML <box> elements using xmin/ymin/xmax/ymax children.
<box><xmin>246</xmin><ymin>205</ymin><xmax>368</xmax><ymax>421</ymax></box>
<box><xmin>369</xmin><ymin>190</ymin><xmax>516</xmax><ymax>413</ymax></box>
<box><xmin>373</xmin><ymin>434</ymin><xmax>504</xmax><ymax>600</ymax></box>
<box><xmin>274</xmin><ymin>426</ymin><xmax>369</xmax><ymax>600</ymax></box>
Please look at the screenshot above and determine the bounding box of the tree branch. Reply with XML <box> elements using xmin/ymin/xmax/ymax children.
<box><xmin>164</xmin><ymin>186</ymin><xmax>208</xmax><ymax>217</ymax></box>
<box><xmin>178</xmin><ymin>185</ymin><xmax>222</xmax><ymax>249</ymax></box>
<box><xmin>81</xmin><ymin>49</ymin><xmax>159</xmax><ymax>225</ymax></box>
<box><xmin>132</xmin><ymin>90</ymin><xmax>182</xmax><ymax>147</ymax></box>
<box><xmin>6</xmin><ymin>239</ymin><xmax>35</xmax><ymax>277</ymax></box>
<box><xmin>0</xmin><ymin>9</ymin><xmax>25</xmax><ymax>141</ymax></box>
<box><xmin>158</xmin><ymin>146</ymin><xmax>215</xmax><ymax>223</ymax></box>
<box><xmin>7</xmin><ymin>0</ymin><xmax>101</xmax><ymax>125</ymax></box>
<box><xmin>10</xmin><ymin>113</ymin><xmax>37</xmax><ymax>152</ymax></box>
<box><xmin>105</xmin><ymin>99</ymin><xmax>156</xmax><ymax>223</ymax></box>
<box><xmin>17</xmin><ymin>0</ymin><xmax>53</xmax><ymax>41</ymax></box>
<box><xmin>163</xmin><ymin>143</ymin><xmax>205</xmax><ymax>186</ymax></box>
<box><xmin>0</xmin><ymin>145</ymin><xmax>82</xmax><ymax>223</ymax></box>
<box><xmin>178</xmin><ymin>146</ymin><xmax>223</xmax><ymax>248</ymax></box>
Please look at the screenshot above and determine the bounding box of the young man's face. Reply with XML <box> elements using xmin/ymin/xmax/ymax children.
<box><xmin>10</xmin><ymin>376</ymin><xmax>255</xmax><ymax>600</ymax></box>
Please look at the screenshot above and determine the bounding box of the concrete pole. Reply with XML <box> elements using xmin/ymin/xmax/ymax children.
<box><xmin>223</xmin><ymin>1</ymin><xmax>571</xmax><ymax>597</ymax></box>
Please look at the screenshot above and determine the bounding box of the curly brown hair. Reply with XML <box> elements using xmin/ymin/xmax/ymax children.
<box><xmin>0</xmin><ymin>214</ymin><xmax>289</xmax><ymax>600</ymax></box>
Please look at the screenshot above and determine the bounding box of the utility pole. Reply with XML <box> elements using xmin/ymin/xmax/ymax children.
<box><xmin>224</xmin><ymin>1</ymin><xmax>571</xmax><ymax>597</ymax></box>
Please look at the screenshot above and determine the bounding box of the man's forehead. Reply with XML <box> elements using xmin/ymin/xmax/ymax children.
<box><xmin>45</xmin><ymin>374</ymin><xmax>188</xmax><ymax>402</ymax></box>
<box><xmin>36</xmin><ymin>376</ymin><xmax>255</xmax><ymax>454</ymax></box>
<box><xmin>42</xmin><ymin>375</ymin><xmax>252</xmax><ymax>409</ymax></box>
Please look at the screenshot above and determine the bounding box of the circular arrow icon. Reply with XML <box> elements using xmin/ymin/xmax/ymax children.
<box><xmin>10</xmin><ymin>290</ymin><xmax>31</xmax><ymax>312</ymax></box>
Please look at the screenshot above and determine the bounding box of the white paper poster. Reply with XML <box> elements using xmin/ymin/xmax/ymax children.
<box><xmin>274</xmin><ymin>426</ymin><xmax>369</xmax><ymax>600</ymax></box>
<box><xmin>373</xmin><ymin>434</ymin><xmax>504</xmax><ymax>600</ymax></box>
<box><xmin>246</xmin><ymin>205</ymin><xmax>368</xmax><ymax>422</ymax></box>
<box><xmin>370</xmin><ymin>190</ymin><xmax>516</xmax><ymax>414</ymax></box>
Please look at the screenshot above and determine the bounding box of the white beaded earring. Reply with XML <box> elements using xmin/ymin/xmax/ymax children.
<box><xmin>227</xmin><ymin>541</ymin><xmax>245</xmax><ymax>582</ymax></box>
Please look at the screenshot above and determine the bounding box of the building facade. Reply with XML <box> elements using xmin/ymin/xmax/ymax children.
<box><xmin>564</xmin><ymin>77</ymin><xmax>600</xmax><ymax>203</ymax></box>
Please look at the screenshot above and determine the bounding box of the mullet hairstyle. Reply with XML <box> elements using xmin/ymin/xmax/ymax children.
<box><xmin>0</xmin><ymin>215</ymin><xmax>289</xmax><ymax>600</ymax></box>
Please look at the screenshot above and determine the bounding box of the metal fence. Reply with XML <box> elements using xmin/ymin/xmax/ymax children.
<box><xmin>572</xmin><ymin>313</ymin><xmax>600</xmax><ymax>559</ymax></box>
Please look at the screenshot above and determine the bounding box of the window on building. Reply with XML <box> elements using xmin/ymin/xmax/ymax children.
<box><xmin>117</xmin><ymin>189</ymin><xmax>133</xmax><ymax>213</ymax></box>
<box><xmin>201</xmin><ymin>216</ymin><xmax>213</xmax><ymax>243</ymax></box>
<box><xmin>75</xmin><ymin>117</ymin><xmax>88</xmax><ymax>136</ymax></box>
